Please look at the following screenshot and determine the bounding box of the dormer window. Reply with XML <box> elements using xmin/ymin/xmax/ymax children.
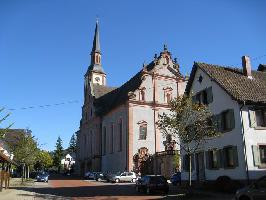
<box><xmin>164</xmin><ymin>87</ymin><xmax>173</xmax><ymax>104</ymax></box>
<box><xmin>139</xmin><ymin>88</ymin><xmax>146</xmax><ymax>101</ymax></box>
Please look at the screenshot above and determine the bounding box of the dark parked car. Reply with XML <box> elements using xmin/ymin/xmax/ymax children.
<box><xmin>36</xmin><ymin>172</ymin><xmax>49</xmax><ymax>182</ymax></box>
<box><xmin>84</xmin><ymin>171</ymin><xmax>95</xmax><ymax>179</ymax></box>
<box><xmin>135</xmin><ymin>175</ymin><xmax>169</xmax><ymax>195</ymax></box>
<box><xmin>170</xmin><ymin>172</ymin><xmax>181</xmax><ymax>186</ymax></box>
<box><xmin>94</xmin><ymin>172</ymin><xmax>107</xmax><ymax>181</ymax></box>
<box><xmin>235</xmin><ymin>175</ymin><xmax>266</xmax><ymax>200</ymax></box>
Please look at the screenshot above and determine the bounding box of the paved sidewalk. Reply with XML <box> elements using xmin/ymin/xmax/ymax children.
<box><xmin>0</xmin><ymin>178</ymin><xmax>35</xmax><ymax>200</ymax></box>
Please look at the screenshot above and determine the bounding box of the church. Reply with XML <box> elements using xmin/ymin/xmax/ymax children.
<box><xmin>76</xmin><ymin>21</ymin><xmax>187</xmax><ymax>178</ymax></box>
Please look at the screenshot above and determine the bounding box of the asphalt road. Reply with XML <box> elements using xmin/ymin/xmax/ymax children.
<box><xmin>12</xmin><ymin>174</ymin><xmax>234</xmax><ymax>200</ymax></box>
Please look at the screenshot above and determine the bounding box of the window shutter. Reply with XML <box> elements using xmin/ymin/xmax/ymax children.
<box><xmin>217</xmin><ymin>149</ymin><xmax>222</xmax><ymax>168</ymax></box>
<box><xmin>220</xmin><ymin>149</ymin><xmax>225</xmax><ymax>168</ymax></box>
<box><xmin>228</xmin><ymin>109</ymin><xmax>235</xmax><ymax>129</ymax></box>
<box><xmin>216</xmin><ymin>114</ymin><xmax>222</xmax><ymax>132</ymax></box>
<box><xmin>233</xmin><ymin>146</ymin><xmax>239</xmax><ymax>167</ymax></box>
<box><xmin>252</xmin><ymin>145</ymin><xmax>261</xmax><ymax>166</ymax></box>
<box><xmin>249</xmin><ymin>109</ymin><xmax>257</xmax><ymax>128</ymax></box>
<box><xmin>206</xmin><ymin>87</ymin><xmax>213</xmax><ymax>104</ymax></box>
<box><xmin>205</xmin><ymin>151</ymin><xmax>210</xmax><ymax>169</ymax></box>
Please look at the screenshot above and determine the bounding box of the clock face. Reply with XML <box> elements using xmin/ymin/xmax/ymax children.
<box><xmin>95</xmin><ymin>77</ymin><xmax>100</xmax><ymax>82</ymax></box>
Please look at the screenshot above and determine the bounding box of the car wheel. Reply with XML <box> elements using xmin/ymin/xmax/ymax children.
<box><xmin>146</xmin><ymin>187</ymin><xmax>151</xmax><ymax>195</ymax></box>
<box><xmin>132</xmin><ymin>178</ymin><xmax>136</xmax><ymax>183</ymax></box>
<box><xmin>239</xmin><ymin>196</ymin><xmax>250</xmax><ymax>200</ymax></box>
<box><xmin>115</xmin><ymin>178</ymin><xmax>120</xmax><ymax>183</ymax></box>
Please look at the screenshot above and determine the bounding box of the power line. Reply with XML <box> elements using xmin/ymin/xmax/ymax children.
<box><xmin>6</xmin><ymin>100</ymin><xmax>80</xmax><ymax>111</ymax></box>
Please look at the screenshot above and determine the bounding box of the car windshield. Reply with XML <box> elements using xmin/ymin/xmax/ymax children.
<box><xmin>150</xmin><ymin>176</ymin><xmax>166</xmax><ymax>183</ymax></box>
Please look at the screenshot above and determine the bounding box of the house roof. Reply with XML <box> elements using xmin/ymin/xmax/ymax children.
<box><xmin>94</xmin><ymin>69</ymin><xmax>144</xmax><ymax>116</ymax></box>
<box><xmin>186</xmin><ymin>62</ymin><xmax>266</xmax><ymax>105</ymax></box>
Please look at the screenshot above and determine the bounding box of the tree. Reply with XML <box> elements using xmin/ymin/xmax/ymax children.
<box><xmin>157</xmin><ymin>95</ymin><xmax>218</xmax><ymax>186</ymax></box>
<box><xmin>5</xmin><ymin>130</ymin><xmax>38</xmax><ymax>182</ymax></box>
<box><xmin>0</xmin><ymin>108</ymin><xmax>13</xmax><ymax>139</ymax></box>
<box><xmin>53</xmin><ymin>136</ymin><xmax>63</xmax><ymax>172</ymax></box>
<box><xmin>67</xmin><ymin>133</ymin><xmax>77</xmax><ymax>153</ymax></box>
<box><xmin>34</xmin><ymin>150</ymin><xmax>53</xmax><ymax>171</ymax></box>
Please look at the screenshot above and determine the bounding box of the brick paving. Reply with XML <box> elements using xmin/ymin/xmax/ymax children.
<box><xmin>0</xmin><ymin>175</ymin><xmax>235</xmax><ymax>200</ymax></box>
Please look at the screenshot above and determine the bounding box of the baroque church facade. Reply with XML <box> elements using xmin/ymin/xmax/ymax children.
<box><xmin>76</xmin><ymin>22</ymin><xmax>187</xmax><ymax>177</ymax></box>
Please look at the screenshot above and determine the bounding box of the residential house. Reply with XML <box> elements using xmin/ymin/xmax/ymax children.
<box><xmin>183</xmin><ymin>57</ymin><xmax>266</xmax><ymax>183</ymax></box>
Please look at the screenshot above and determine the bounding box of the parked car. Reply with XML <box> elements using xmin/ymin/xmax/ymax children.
<box><xmin>110</xmin><ymin>172</ymin><xmax>137</xmax><ymax>183</ymax></box>
<box><xmin>36</xmin><ymin>172</ymin><xmax>49</xmax><ymax>182</ymax></box>
<box><xmin>84</xmin><ymin>171</ymin><xmax>95</xmax><ymax>179</ymax></box>
<box><xmin>94</xmin><ymin>172</ymin><xmax>107</xmax><ymax>181</ymax></box>
<box><xmin>235</xmin><ymin>175</ymin><xmax>266</xmax><ymax>200</ymax></box>
<box><xmin>135</xmin><ymin>175</ymin><xmax>169</xmax><ymax>194</ymax></box>
<box><xmin>170</xmin><ymin>172</ymin><xmax>181</xmax><ymax>186</ymax></box>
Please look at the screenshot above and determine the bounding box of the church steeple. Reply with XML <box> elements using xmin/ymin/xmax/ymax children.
<box><xmin>87</xmin><ymin>20</ymin><xmax>105</xmax><ymax>74</ymax></box>
<box><xmin>92</xmin><ymin>20</ymin><xmax>101</xmax><ymax>53</ymax></box>
<box><xmin>85</xmin><ymin>20</ymin><xmax>106</xmax><ymax>86</ymax></box>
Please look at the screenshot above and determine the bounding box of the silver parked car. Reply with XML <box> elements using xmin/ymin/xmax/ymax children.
<box><xmin>110</xmin><ymin>172</ymin><xmax>137</xmax><ymax>183</ymax></box>
<box><xmin>235</xmin><ymin>175</ymin><xmax>266</xmax><ymax>200</ymax></box>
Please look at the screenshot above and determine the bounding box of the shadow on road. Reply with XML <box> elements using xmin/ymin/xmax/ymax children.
<box><xmin>48</xmin><ymin>173</ymin><xmax>83</xmax><ymax>180</ymax></box>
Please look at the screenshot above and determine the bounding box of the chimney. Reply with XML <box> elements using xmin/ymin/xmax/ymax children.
<box><xmin>242</xmin><ymin>56</ymin><xmax>252</xmax><ymax>78</ymax></box>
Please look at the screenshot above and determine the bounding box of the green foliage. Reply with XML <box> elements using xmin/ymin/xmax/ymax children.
<box><xmin>5</xmin><ymin>130</ymin><xmax>39</xmax><ymax>166</ymax></box>
<box><xmin>53</xmin><ymin>136</ymin><xmax>64</xmax><ymax>169</ymax></box>
<box><xmin>157</xmin><ymin>95</ymin><xmax>218</xmax><ymax>154</ymax></box>
<box><xmin>173</xmin><ymin>153</ymin><xmax>180</xmax><ymax>169</ymax></box>
<box><xmin>67</xmin><ymin>133</ymin><xmax>77</xmax><ymax>153</ymax></box>
<box><xmin>34</xmin><ymin>150</ymin><xmax>53</xmax><ymax>171</ymax></box>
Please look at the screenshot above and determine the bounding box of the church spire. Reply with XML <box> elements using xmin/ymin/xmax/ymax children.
<box><xmin>87</xmin><ymin>20</ymin><xmax>105</xmax><ymax>74</ymax></box>
<box><xmin>91</xmin><ymin>19</ymin><xmax>100</xmax><ymax>53</ymax></box>
<box><xmin>85</xmin><ymin>20</ymin><xmax>106</xmax><ymax>87</ymax></box>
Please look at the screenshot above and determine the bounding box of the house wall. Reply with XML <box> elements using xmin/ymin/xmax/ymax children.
<box><xmin>241</xmin><ymin>106</ymin><xmax>266</xmax><ymax>179</ymax></box>
<box><xmin>182</xmin><ymin>68</ymin><xmax>247</xmax><ymax>181</ymax></box>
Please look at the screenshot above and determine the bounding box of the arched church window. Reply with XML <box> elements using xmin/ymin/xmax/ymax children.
<box><xmin>118</xmin><ymin>119</ymin><xmax>123</xmax><ymax>151</ymax></box>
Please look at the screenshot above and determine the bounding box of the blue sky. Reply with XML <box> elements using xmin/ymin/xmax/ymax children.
<box><xmin>0</xmin><ymin>0</ymin><xmax>265</xmax><ymax>151</ymax></box>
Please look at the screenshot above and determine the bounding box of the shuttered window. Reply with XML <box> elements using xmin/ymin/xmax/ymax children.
<box><xmin>223</xmin><ymin>146</ymin><xmax>238</xmax><ymax>168</ymax></box>
<box><xmin>210</xmin><ymin>150</ymin><xmax>219</xmax><ymax>169</ymax></box>
<box><xmin>192</xmin><ymin>87</ymin><xmax>213</xmax><ymax>105</ymax></box>
<box><xmin>260</xmin><ymin>146</ymin><xmax>266</xmax><ymax>164</ymax></box>
<box><xmin>249</xmin><ymin>109</ymin><xmax>266</xmax><ymax>128</ymax></box>
<box><xmin>253</xmin><ymin>145</ymin><xmax>266</xmax><ymax>167</ymax></box>
<box><xmin>214</xmin><ymin>109</ymin><xmax>235</xmax><ymax>132</ymax></box>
